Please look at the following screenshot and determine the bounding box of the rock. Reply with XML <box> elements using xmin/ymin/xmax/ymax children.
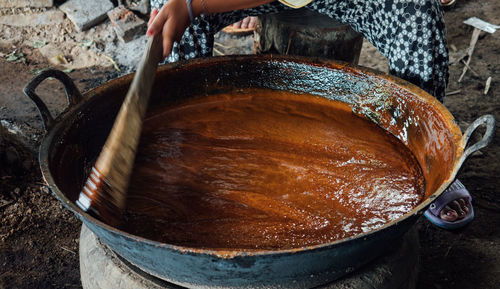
<box><xmin>0</xmin><ymin>121</ymin><xmax>35</xmax><ymax>176</ymax></box>
<box><xmin>1</xmin><ymin>121</ymin><xmax>32</xmax><ymax>176</ymax></box>
<box><xmin>128</xmin><ymin>0</ymin><xmax>151</xmax><ymax>15</ymax></box>
<box><xmin>0</xmin><ymin>0</ymin><xmax>53</xmax><ymax>8</ymax></box>
<box><xmin>107</xmin><ymin>5</ymin><xmax>147</xmax><ymax>43</ymax></box>
<box><xmin>0</xmin><ymin>10</ymin><xmax>65</xmax><ymax>27</ymax></box>
<box><xmin>38</xmin><ymin>43</ymin><xmax>111</xmax><ymax>69</ymax></box>
<box><xmin>66</xmin><ymin>45</ymin><xmax>111</xmax><ymax>70</ymax></box>
<box><xmin>59</xmin><ymin>0</ymin><xmax>114</xmax><ymax>31</ymax></box>
<box><xmin>38</xmin><ymin>43</ymin><xmax>65</xmax><ymax>65</ymax></box>
<box><xmin>80</xmin><ymin>225</ymin><xmax>420</xmax><ymax>289</ymax></box>
<box><xmin>104</xmin><ymin>34</ymin><xmax>147</xmax><ymax>71</ymax></box>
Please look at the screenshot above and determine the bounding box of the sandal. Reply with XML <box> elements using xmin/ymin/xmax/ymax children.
<box><xmin>222</xmin><ymin>16</ymin><xmax>257</xmax><ymax>36</ymax></box>
<box><xmin>424</xmin><ymin>179</ymin><xmax>474</xmax><ymax>229</ymax></box>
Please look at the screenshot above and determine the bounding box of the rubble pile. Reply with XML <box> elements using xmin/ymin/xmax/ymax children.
<box><xmin>0</xmin><ymin>0</ymin><xmax>151</xmax><ymax>72</ymax></box>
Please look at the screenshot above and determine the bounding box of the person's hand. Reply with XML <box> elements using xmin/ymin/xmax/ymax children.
<box><xmin>147</xmin><ymin>0</ymin><xmax>191</xmax><ymax>58</ymax></box>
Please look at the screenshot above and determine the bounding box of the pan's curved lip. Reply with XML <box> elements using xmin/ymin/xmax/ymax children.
<box><xmin>38</xmin><ymin>55</ymin><xmax>464</xmax><ymax>259</ymax></box>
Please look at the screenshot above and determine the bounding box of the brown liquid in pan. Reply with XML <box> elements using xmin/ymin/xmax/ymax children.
<box><xmin>124</xmin><ymin>89</ymin><xmax>425</xmax><ymax>250</ymax></box>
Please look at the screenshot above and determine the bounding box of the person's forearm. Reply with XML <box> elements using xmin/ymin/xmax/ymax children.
<box><xmin>191</xmin><ymin>0</ymin><xmax>276</xmax><ymax>17</ymax></box>
<box><xmin>147</xmin><ymin>0</ymin><xmax>277</xmax><ymax>57</ymax></box>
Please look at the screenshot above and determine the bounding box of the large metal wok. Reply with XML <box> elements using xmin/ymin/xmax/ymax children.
<box><xmin>25</xmin><ymin>56</ymin><xmax>495</xmax><ymax>288</ymax></box>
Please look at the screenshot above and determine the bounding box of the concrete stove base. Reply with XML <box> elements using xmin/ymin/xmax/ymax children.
<box><xmin>79</xmin><ymin>224</ymin><xmax>419</xmax><ymax>289</ymax></box>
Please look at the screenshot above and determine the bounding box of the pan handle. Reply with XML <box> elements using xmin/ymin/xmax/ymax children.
<box><xmin>23</xmin><ymin>69</ymin><xmax>83</xmax><ymax>131</ymax></box>
<box><xmin>459</xmin><ymin>114</ymin><xmax>496</xmax><ymax>165</ymax></box>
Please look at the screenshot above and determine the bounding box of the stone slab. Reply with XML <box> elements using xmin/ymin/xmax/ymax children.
<box><xmin>0</xmin><ymin>10</ymin><xmax>64</xmax><ymax>27</ymax></box>
<box><xmin>80</xmin><ymin>224</ymin><xmax>419</xmax><ymax>289</ymax></box>
<box><xmin>0</xmin><ymin>0</ymin><xmax>53</xmax><ymax>8</ymax></box>
<box><xmin>59</xmin><ymin>0</ymin><xmax>114</xmax><ymax>31</ymax></box>
<box><xmin>107</xmin><ymin>5</ymin><xmax>146</xmax><ymax>43</ymax></box>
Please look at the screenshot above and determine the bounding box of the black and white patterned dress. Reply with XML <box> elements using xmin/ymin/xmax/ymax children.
<box><xmin>150</xmin><ymin>0</ymin><xmax>449</xmax><ymax>101</ymax></box>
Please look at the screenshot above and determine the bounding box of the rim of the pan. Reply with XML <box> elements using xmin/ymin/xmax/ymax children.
<box><xmin>38</xmin><ymin>55</ymin><xmax>465</xmax><ymax>258</ymax></box>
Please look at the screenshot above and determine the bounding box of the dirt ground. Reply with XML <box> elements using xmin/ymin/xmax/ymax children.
<box><xmin>1</xmin><ymin>1</ymin><xmax>499</xmax><ymax>289</ymax></box>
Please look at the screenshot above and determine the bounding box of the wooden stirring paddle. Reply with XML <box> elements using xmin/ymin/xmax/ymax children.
<box><xmin>76</xmin><ymin>34</ymin><xmax>163</xmax><ymax>227</ymax></box>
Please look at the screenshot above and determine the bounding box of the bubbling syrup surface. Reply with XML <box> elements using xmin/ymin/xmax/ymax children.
<box><xmin>124</xmin><ymin>89</ymin><xmax>425</xmax><ymax>250</ymax></box>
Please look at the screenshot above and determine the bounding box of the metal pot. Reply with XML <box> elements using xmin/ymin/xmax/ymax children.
<box><xmin>25</xmin><ymin>56</ymin><xmax>495</xmax><ymax>288</ymax></box>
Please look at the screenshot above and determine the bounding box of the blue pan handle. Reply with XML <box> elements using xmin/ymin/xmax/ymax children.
<box><xmin>23</xmin><ymin>69</ymin><xmax>83</xmax><ymax>131</ymax></box>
